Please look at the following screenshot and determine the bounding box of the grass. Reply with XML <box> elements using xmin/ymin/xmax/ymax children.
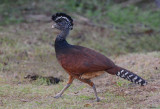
<box><xmin>106</xmin><ymin>5</ymin><xmax>160</xmax><ymax>28</ymax></box>
<box><xmin>0</xmin><ymin>1</ymin><xmax>159</xmax><ymax>55</ymax></box>
<box><xmin>0</xmin><ymin>71</ymin><xmax>160</xmax><ymax>109</ymax></box>
<box><xmin>70</xmin><ymin>23</ymin><xmax>160</xmax><ymax>55</ymax></box>
<box><xmin>1</xmin><ymin>48</ymin><xmax>159</xmax><ymax>109</ymax></box>
<box><xmin>0</xmin><ymin>0</ymin><xmax>160</xmax><ymax>109</ymax></box>
<box><xmin>0</xmin><ymin>0</ymin><xmax>160</xmax><ymax>28</ymax></box>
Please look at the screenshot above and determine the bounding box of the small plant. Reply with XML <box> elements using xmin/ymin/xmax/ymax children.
<box><xmin>116</xmin><ymin>81</ymin><xmax>124</xmax><ymax>87</ymax></box>
<box><xmin>0</xmin><ymin>37</ymin><xmax>16</xmax><ymax>47</ymax></box>
<box><xmin>34</xmin><ymin>77</ymin><xmax>51</xmax><ymax>85</ymax></box>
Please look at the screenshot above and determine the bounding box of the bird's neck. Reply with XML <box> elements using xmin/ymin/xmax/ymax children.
<box><xmin>55</xmin><ymin>30</ymin><xmax>71</xmax><ymax>52</ymax></box>
<box><xmin>57</xmin><ymin>29</ymin><xmax>69</xmax><ymax>40</ymax></box>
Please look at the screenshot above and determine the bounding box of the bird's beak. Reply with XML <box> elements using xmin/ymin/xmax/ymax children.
<box><xmin>52</xmin><ymin>24</ymin><xmax>56</xmax><ymax>29</ymax></box>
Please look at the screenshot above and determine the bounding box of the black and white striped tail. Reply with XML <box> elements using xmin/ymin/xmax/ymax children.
<box><xmin>116</xmin><ymin>69</ymin><xmax>147</xmax><ymax>86</ymax></box>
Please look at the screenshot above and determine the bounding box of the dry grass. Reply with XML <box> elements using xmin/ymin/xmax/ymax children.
<box><xmin>0</xmin><ymin>52</ymin><xmax>159</xmax><ymax>109</ymax></box>
<box><xmin>0</xmin><ymin>22</ymin><xmax>160</xmax><ymax>109</ymax></box>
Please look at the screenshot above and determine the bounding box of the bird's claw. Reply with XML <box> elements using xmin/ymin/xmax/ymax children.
<box><xmin>95</xmin><ymin>97</ymin><xmax>100</xmax><ymax>102</ymax></box>
<box><xmin>54</xmin><ymin>93</ymin><xmax>62</xmax><ymax>99</ymax></box>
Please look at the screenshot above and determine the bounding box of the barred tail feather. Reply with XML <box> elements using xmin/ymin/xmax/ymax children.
<box><xmin>116</xmin><ymin>68</ymin><xmax>147</xmax><ymax>86</ymax></box>
<box><xmin>106</xmin><ymin>66</ymin><xmax>147</xmax><ymax>86</ymax></box>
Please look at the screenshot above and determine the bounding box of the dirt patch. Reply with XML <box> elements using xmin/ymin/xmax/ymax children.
<box><xmin>24</xmin><ymin>73</ymin><xmax>62</xmax><ymax>85</ymax></box>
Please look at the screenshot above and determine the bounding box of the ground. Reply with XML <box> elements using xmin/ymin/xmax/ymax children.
<box><xmin>0</xmin><ymin>20</ymin><xmax>160</xmax><ymax>109</ymax></box>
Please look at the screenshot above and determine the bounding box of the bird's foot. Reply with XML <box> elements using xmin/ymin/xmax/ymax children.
<box><xmin>54</xmin><ymin>93</ymin><xmax>62</xmax><ymax>99</ymax></box>
<box><xmin>95</xmin><ymin>97</ymin><xmax>100</xmax><ymax>102</ymax></box>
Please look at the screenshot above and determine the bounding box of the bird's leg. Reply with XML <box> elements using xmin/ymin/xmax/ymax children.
<box><xmin>54</xmin><ymin>84</ymin><xmax>70</xmax><ymax>98</ymax></box>
<box><xmin>76</xmin><ymin>77</ymin><xmax>100</xmax><ymax>102</ymax></box>
<box><xmin>54</xmin><ymin>76</ymin><xmax>74</xmax><ymax>99</ymax></box>
<box><xmin>92</xmin><ymin>84</ymin><xmax>100</xmax><ymax>102</ymax></box>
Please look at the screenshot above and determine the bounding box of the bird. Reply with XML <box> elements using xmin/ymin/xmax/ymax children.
<box><xmin>51</xmin><ymin>13</ymin><xmax>147</xmax><ymax>102</ymax></box>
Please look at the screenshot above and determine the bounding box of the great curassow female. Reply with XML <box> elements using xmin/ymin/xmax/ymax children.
<box><xmin>52</xmin><ymin>13</ymin><xmax>147</xmax><ymax>102</ymax></box>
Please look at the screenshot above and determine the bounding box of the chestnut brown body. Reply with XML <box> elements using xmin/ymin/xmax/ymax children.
<box><xmin>56</xmin><ymin>45</ymin><xmax>115</xmax><ymax>77</ymax></box>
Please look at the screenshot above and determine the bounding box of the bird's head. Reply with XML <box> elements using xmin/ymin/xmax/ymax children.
<box><xmin>51</xmin><ymin>13</ymin><xmax>73</xmax><ymax>31</ymax></box>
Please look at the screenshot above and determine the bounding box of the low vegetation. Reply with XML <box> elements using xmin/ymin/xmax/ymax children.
<box><xmin>0</xmin><ymin>0</ymin><xmax>160</xmax><ymax>109</ymax></box>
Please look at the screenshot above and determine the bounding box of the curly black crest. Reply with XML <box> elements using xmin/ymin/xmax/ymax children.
<box><xmin>52</xmin><ymin>13</ymin><xmax>73</xmax><ymax>27</ymax></box>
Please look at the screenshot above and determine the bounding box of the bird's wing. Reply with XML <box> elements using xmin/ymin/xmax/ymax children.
<box><xmin>57</xmin><ymin>45</ymin><xmax>115</xmax><ymax>74</ymax></box>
